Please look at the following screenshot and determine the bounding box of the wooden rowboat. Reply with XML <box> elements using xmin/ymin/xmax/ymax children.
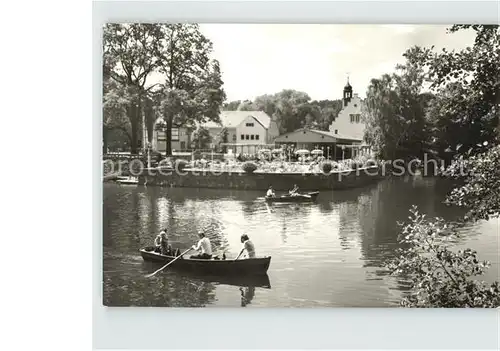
<box><xmin>265</xmin><ymin>191</ymin><xmax>320</xmax><ymax>203</ymax></box>
<box><xmin>116</xmin><ymin>176</ymin><xmax>139</xmax><ymax>185</ymax></box>
<box><xmin>140</xmin><ymin>247</ymin><xmax>271</xmax><ymax>276</ymax></box>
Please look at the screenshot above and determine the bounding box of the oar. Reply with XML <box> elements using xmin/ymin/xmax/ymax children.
<box><xmin>145</xmin><ymin>248</ymin><xmax>192</xmax><ymax>278</ymax></box>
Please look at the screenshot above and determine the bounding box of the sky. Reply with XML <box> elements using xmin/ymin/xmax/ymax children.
<box><xmin>195</xmin><ymin>24</ymin><xmax>476</xmax><ymax>102</ymax></box>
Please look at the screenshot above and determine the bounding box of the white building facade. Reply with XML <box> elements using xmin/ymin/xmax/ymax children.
<box><xmin>199</xmin><ymin>110</ymin><xmax>279</xmax><ymax>154</ymax></box>
<box><xmin>328</xmin><ymin>81</ymin><xmax>366</xmax><ymax>141</ymax></box>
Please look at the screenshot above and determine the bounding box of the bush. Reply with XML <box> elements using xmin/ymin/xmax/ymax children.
<box><xmin>322</xmin><ymin>162</ymin><xmax>333</xmax><ymax>174</ymax></box>
<box><xmin>365</xmin><ymin>159</ymin><xmax>377</xmax><ymax>167</ymax></box>
<box><xmin>242</xmin><ymin>161</ymin><xmax>258</xmax><ymax>174</ymax></box>
<box><xmin>351</xmin><ymin>161</ymin><xmax>364</xmax><ymax>170</ymax></box>
<box><xmin>387</xmin><ymin>207</ymin><xmax>500</xmax><ymax>308</ymax></box>
<box><xmin>386</xmin><ymin>146</ymin><xmax>500</xmax><ymax>308</ymax></box>
<box><xmin>175</xmin><ymin>159</ymin><xmax>189</xmax><ymax>171</ymax></box>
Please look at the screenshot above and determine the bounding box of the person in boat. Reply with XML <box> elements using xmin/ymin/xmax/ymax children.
<box><xmin>266</xmin><ymin>186</ymin><xmax>275</xmax><ymax>198</ymax></box>
<box><xmin>154</xmin><ymin>229</ymin><xmax>172</xmax><ymax>256</ymax></box>
<box><xmin>235</xmin><ymin>234</ymin><xmax>256</xmax><ymax>259</ymax></box>
<box><xmin>289</xmin><ymin>184</ymin><xmax>300</xmax><ymax>196</ymax></box>
<box><xmin>190</xmin><ymin>231</ymin><xmax>213</xmax><ymax>259</ymax></box>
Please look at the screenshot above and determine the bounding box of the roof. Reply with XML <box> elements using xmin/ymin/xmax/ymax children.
<box><xmin>312</xmin><ymin>129</ymin><xmax>362</xmax><ymax>142</ymax></box>
<box><xmin>274</xmin><ymin>128</ymin><xmax>363</xmax><ymax>143</ymax></box>
<box><xmin>201</xmin><ymin>111</ymin><xmax>272</xmax><ymax>129</ymax></box>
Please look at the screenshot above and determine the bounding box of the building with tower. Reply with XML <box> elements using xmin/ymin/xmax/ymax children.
<box><xmin>274</xmin><ymin>77</ymin><xmax>371</xmax><ymax>160</ymax></box>
<box><xmin>328</xmin><ymin>78</ymin><xmax>365</xmax><ymax>141</ymax></box>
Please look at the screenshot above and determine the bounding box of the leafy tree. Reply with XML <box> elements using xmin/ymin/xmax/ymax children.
<box><xmin>237</xmin><ymin>100</ymin><xmax>257</xmax><ymax>111</ymax></box>
<box><xmin>445</xmin><ymin>144</ymin><xmax>500</xmax><ymax>221</ymax></box>
<box><xmin>192</xmin><ymin>126</ymin><xmax>212</xmax><ymax>150</ymax></box>
<box><xmin>309</xmin><ymin>99</ymin><xmax>343</xmax><ymax>131</ymax></box>
<box><xmin>407</xmin><ymin>25</ymin><xmax>500</xmax><ymax>163</ymax></box>
<box><xmin>388</xmin><ymin>144</ymin><xmax>500</xmax><ymax>308</ymax></box>
<box><xmin>103</xmin><ymin>23</ymin><xmax>164</xmax><ymax>154</ymax></box>
<box><xmin>222</xmin><ymin>100</ymin><xmax>242</xmax><ymax>111</ymax></box>
<box><xmin>388</xmin><ymin>206</ymin><xmax>499</xmax><ymax>308</ymax></box>
<box><xmin>362</xmin><ymin>54</ymin><xmax>432</xmax><ymax>162</ymax></box>
<box><xmin>156</xmin><ymin>24</ymin><xmax>226</xmax><ymax>155</ymax></box>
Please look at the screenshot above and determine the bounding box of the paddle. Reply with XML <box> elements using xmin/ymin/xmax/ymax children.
<box><xmin>145</xmin><ymin>248</ymin><xmax>192</xmax><ymax>278</ymax></box>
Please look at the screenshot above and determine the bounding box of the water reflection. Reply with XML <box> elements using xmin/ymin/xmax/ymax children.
<box><xmin>103</xmin><ymin>177</ymin><xmax>498</xmax><ymax>307</ymax></box>
<box><xmin>240</xmin><ymin>286</ymin><xmax>255</xmax><ymax>307</ymax></box>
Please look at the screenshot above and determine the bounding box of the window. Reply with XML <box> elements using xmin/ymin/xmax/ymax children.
<box><xmin>255</xmin><ymin>135</ymin><xmax>259</xmax><ymax>140</ymax></box>
<box><xmin>171</xmin><ymin>128</ymin><xmax>179</xmax><ymax>141</ymax></box>
<box><xmin>246</xmin><ymin>122</ymin><xmax>254</xmax><ymax>127</ymax></box>
<box><xmin>355</xmin><ymin>114</ymin><xmax>360</xmax><ymax>123</ymax></box>
<box><xmin>354</xmin><ymin>104</ymin><xmax>357</xmax><ymax>107</ymax></box>
<box><xmin>241</xmin><ymin>134</ymin><xmax>244</xmax><ymax>140</ymax></box>
<box><xmin>157</xmin><ymin>131</ymin><xmax>166</xmax><ymax>142</ymax></box>
<box><xmin>245</xmin><ymin>135</ymin><xmax>249</xmax><ymax>140</ymax></box>
<box><xmin>350</xmin><ymin>114</ymin><xmax>355</xmax><ymax>123</ymax></box>
<box><xmin>334</xmin><ymin>129</ymin><xmax>338</xmax><ymax>134</ymax></box>
<box><xmin>251</xmin><ymin>135</ymin><xmax>255</xmax><ymax>140</ymax></box>
<box><xmin>233</xmin><ymin>134</ymin><xmax>237</xmax><ymax>141</ymax></box>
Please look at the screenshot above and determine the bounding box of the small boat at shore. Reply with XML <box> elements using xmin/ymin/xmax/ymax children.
<box><xmin>265</xmin><ymin>191</ymin><xmax>320</xmax><ymax>203</ymax></box>
<box><xmin>140</xmin><ymin>247</ymin><xmax>271</xmax><ymax>276</ymax></box>
<box><xmin>116</xmin><ymin>176</ymin><xmax>139</xmax><ymax>185</ymax></box>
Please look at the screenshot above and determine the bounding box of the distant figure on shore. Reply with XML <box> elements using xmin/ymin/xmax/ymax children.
<box><xmin>154</xmin><ymin>229</ymin><xmax>172</xmax><ymax>255</ymax></box>
<box><xmin>190</xmin><ymin>231</ymin><xmax>213</xmax><ymax>259</ymax></box>
<box><xmin>289</xmin><ymin>184</ymin><xmax>299</xmax><ymax>196</ymax></box>
<box><xmin>236</xmin><ymin>234</ymin><xmax>256</xmax><ymax>259</ymax></box>
<box><xmin>266</xmin><ymin>186</ymin><xmax>275</xmax><ymax>198</ymax></box>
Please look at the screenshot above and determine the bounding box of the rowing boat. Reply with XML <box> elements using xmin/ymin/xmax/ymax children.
<box><xmin>116</xmin><ymin>176</ymin><xmax>139</xmax><ymax>185</ymax></box>
<box><xmin>265</xmin><ymin>191</ymin><xmax>320</xmax><ymax>203</ymax></box>
<box><xmin>140</xmin><ymin>247</ymin><xmax>271</xmax><ymax>276</ymax></box>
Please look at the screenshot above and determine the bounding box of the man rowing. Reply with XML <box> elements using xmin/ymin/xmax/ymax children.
<box><xmin>289</xmin><ymin>184</ymin><xmax>299</xmax><ymax>196</ymax></box>
<box><xmin>236</xmin><ymin>234</ymin><xmax>256</xmax><ymax>259</ymax></box>
<box><xmin>190</xmin><ymin>230</ymin><xmax>213</xmax><ymax>259</ymax></box>
<box><xmin>266</xmin><ymin>185</ymin><xmax>276</xmax><ymax>198</ymax></box>
<box><xmin>154</xmin><ymin>228</ymin><xmax>172</xmax><ymax>255</ymax></box>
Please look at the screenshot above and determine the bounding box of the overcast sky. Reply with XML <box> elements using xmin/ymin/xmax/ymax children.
<box><xmin>196</xmin><ymin>24</ymin><xmax>475</xmax><ymax>102</ymax></box>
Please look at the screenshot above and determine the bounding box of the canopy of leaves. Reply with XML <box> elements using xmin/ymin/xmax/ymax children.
<box><xmin>362</xmin><ymin>57</ymin><xmax>432</xmax><ymax>161</ymax></box>
<box><xmin>406</xmin><ymin>25</ymin><xmax>500</xmax><ymax>161</ymax></box>
<box><xmin>103</xmin><ymin>23</ymin><xmax>225</xmax><ymax>154</ymax></box>
<box><xmin>445</xmin><ymin>144</ymin><xmax>500</xmax><ymax>221</ymax></box>
<box><xmin>387</xmin><ymin>207</ymin><xmax>499</xmax><ymax>308</ymax></box>
<box><xmin>192</xmin><ymin>126</ymin><xmax>212</xmax><ymax>150</ymax></box>
<box><xmin>155</xmin><ymin>24</ymin><xmax>225</xmax><ymax>154</ymax></box>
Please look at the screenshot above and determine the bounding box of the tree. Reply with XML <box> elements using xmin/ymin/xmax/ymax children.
<box><xmin>156</xmin><ymin>24</ymin><xmax>226</xmax><ymax>155</ymax></box>
<box><xmin>237</xmin><ymin>100</ymin><xmax>257</xmax><ymax>111</ymax></box>
<box><xmin>103</xmin><ymin>23</ymin><xmax>164</xmax><ymax>154</ymax></box>
<box><xmin>445</xmin><ymin>144</ymin><xmax>500</xmax><ymax>221</ymax></box>
<box><xmin>103</xmin><ymin>75</ymin><xmax>132</xmax><ymax>153</ymax></box>
<box><xmin>406</xmin><ymin>25</ymin><xmax>500</xmax><ymax>162</ymax></box>
<box><xmin>362</xmin><ymin>54</ymin><xmax>432</xmax><ymax>162</ymax></box>
<box><xmin>192</xmin><ymin>126</ymin><xmax>212</xmax><ymax>150</ymax></box>
<box><xmin>388</xmin><ymin>206</ymin><xmax>499</xmax><ymax>308</ymax></box>
<box><xmin>387</xmin><ymin>144</ymin><xmax>500</xmax><ymax>308</ymax></box>
<box><xmin>222</xmin><ymin>100</ymin><xmax>242</xmax><ymax>111</ymax></box>
<box><xmin>308</xmin><ymin>99</ymin><xmax>343</xmax><ymax>131</ymax></box>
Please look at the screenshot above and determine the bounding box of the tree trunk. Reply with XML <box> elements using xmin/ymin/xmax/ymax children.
<box><xmin>103</xmin><ymin>126</ymin><xmax>108</xmax><ymax>155</ymax></box>
<box><xmin>129</xmin><ymin>103</ymin><xmax>139</xmax><ymax>154</ymax></box>
<box><xmin>166</xmin><ymin>114</ymin><xmax>173</xmax><ymax>156</ymax></box>
<box><xmin>144</xmin><ymin>98</ymin><xmax>155</xmax><ymax>144</ymax></box>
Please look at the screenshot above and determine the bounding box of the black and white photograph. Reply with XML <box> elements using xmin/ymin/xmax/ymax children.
<box><xmin>102</xmin><ymin>23</ymin><xmax>499</xmax><ymax>308</ymax></box>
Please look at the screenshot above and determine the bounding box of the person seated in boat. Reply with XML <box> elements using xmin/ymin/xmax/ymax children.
<box><xmin>266</xmin><ymin>186</ymin><xmax>275</xmax><ymax>198</ymax></box>
<box><xmin>289</xmin><ymin>184</ymin><xmax>300</xmax><ymax>196</ymax></box>
<box><xmin>235</xmin><ymin>234</ymin><xmax>256</xmax><ymax>259</ymax></box>
<box><xmin>190</xmin><ymin>231</ymin><xmax>213</xmax><ymax>259</ymax></box>
<box><xmin>154</xmin><ymin>229</ymin><xmax>172</xmax><ymax>256</ymax></box>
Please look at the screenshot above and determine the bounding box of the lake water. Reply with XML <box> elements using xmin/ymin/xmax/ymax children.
<box><xmin>102</xmin><ymin>177</ymin><xmax>499</xmax><ymax>307</ymax></box>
